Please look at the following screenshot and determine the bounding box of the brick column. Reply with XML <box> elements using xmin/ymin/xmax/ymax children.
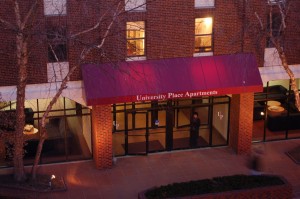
<box><xmin>92</xmin><ymin>105</ymin><xmax>113</xmax><ymax>169</ymax></box>
<box><xmin>229</xmin><ymin>93</ymin><xmax>254</xmax><ymax>155</ymax></box>
<box><xmin>0</xmin><ymin>140</ymin><xmax>5</xmax><ymax>160</ymax></box>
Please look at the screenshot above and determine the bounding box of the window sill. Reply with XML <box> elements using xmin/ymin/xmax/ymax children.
<box><xmin>44</xmin><ymin>13</ymin><xmax>67</xmax><ymax>17</ymax></box>
<box><xmin>193</xmin><ymin>52</ymin><xmax>213</xmax><ymax>57</ymax></box>
<box><xmin>195</xmin><ymin>6</ymin><xmax>215</xmax><ymax>9</ymax></box>
<box><xmin>126</xmin><ymin>56</ymin><xmax>147</xmax><ymax>61</ymax></box>
<box><xmin>125</xmin><ymin>9</ymin><xmax>146</xmax><ymax>12</ymax></box>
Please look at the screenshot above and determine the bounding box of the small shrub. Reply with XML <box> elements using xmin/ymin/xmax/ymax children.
<box><xmin>145</xmin><ymin>175</ymin><xmax>285</xmax><ymax>199</ymax></box>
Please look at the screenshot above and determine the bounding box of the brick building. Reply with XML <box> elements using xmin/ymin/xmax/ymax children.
<box><xmin>0</xmin><ymin>0</ymin><xmax>300</xmax><ymax>169</ymax></box>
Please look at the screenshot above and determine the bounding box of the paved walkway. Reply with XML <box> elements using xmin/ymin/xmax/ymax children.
<box><xmin>1</xmin><ymin>139</ymin><xmax>300</xmax><ymax>199</ymax></box>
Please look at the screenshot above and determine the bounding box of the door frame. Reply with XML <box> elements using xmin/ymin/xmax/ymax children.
<box><xmin>125</xmin><ymin>110</ymin><xmax>149</xmax><ymax>155</ymax></box>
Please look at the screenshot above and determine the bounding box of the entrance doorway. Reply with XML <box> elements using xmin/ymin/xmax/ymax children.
<box><xmin>125</xmin><ymin>111</ymin><xmax>148</xmax><ymax>155</ymax></box>
<box><xmin>112</xmin><ymin>96</ymin><xmax>230</xmax><ymax>156</ymax></box>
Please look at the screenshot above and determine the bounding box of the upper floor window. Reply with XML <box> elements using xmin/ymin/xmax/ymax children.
<box><xmin>47</xmin><ymin>26</ymin><xmax>67</xmax><ymax>62</ymax></box>
<box><xmin>195</xmin><ymin>0</ymin><xmax>215</xmax><ymax>8</ymax></box>
<box><xmin>266</xmin><ymin>12</ymin><xmax>282</xmax><ymax>48</ymax></box>
<box><xmin>125</xmin><ymin>0</ymin><xmax>146</xmax><ymax>11</ymax></box>
<box><xmin>195</xmin><ymin>17</ymin><xmax>213</xmax><ymax>53</ymax></box>
<box><xmin>44</xmin><ymin>0</ymin><xmax>67</xmax><ymax>16</ymax></box>
<box><xmin>126</xmin><ymin>21</ymin><xmax>145</xmax><ymax>57</ymax></box>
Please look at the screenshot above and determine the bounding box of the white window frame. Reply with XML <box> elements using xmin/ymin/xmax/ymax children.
<box><xmin>47</xmin><ymin>62</ymin><xmax>69</xmax><ymax>82</ymax></box>
<box><xmin>195</xmin><ymin>0</ymin><xmax>215</xmax><ymax>8</ymax></box>
<box><xmin>126</xmin><ymin>56</ymin><xmax>146</xmax><ymax>62</ymax></box>
<box><xmin>264</xmin><ymin>48</ymin><xmax>282</xmax><ymax>67</ymax></box>
<box><xmin>44</xmin><ymin>0</ymin><xmax>67</xmax><ymax>16</ymax></box>
<box><xmin>194</xmin><ymin>52</ymin><xmax>213</xmax><ymax>57</ymax></box>
<box><xmin>125</xmin><ymin>0</ymin><xmax>146</xmax><ymax>12</ymax></box>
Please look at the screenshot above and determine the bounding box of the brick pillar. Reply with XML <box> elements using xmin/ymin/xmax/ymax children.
<box><xmin>229</xmin><ymin>93</ymin><xmax>254</xmax><ymax>155</ymax></box>
<box><xmin>92</xmin><ymin>105</ymin><xmax>113</xmax><ymax>169</ymax></box>
<box><xmin>0</xmin><ymin>140</ymin><xmax>5</xmax><ymax>160</ymax></box>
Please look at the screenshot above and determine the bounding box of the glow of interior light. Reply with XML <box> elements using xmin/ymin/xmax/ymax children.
<box><xmin>204</xmin><ymin>17</ymin><xmax>212</xmax><ymax>26</ymax></box>
<box><xmin>260</xmin><ymin>112</ymin><xmax>265</xmax><ymax>116</ymax></box>
<box><xmin>51</xmin><ymin>175</ymin><xmax>56</xmax><ymax>180</ymax></box>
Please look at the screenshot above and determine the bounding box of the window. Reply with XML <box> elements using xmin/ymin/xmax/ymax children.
<box><xmin>125</xmin><ymin>0</ymin><xmax>146</xmax><ymax>11</ymax></box>
<box><xmin>44</xmin><ymin>0</ymin><xmax>67</xmax><ymax>16</ymax></box>
<box><xmin>126</xmin><ymin>21</ymin><xmax>145</xmax><ymax>57</ymax></box>
<box><xmin>47</xmin><ymin>26</ymin><xmax>67</xmax><ymax>62</ymax></box>
<box><xmin>195</xmin><ymin>17</ymin><xmax>213</xmax><ymax>53</ymax></box>
<box><xmin>195</xmin><ymin>0</ymin><xmax>215</xmax><ymax>8</ymax></box>
<box><xmin>266</xmin><ymin>12</ymin><xmax>282</xmax><ymax>48</ymax></box>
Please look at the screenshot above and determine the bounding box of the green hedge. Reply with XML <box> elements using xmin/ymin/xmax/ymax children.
<box><xmin>145</xmin><ymin>175</ymin><xmax>284</xmax><ymax>199</ymax></box>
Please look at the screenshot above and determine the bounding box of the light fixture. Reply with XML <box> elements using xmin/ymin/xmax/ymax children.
<box><xmin>260</xmin><ymin>112</ymin><xmax>265</xmax><ymax>116</ymax></box>
<box><xmin>49</xmin><ymin>175</ymin><xmax>56</xmax><ymax>187</ymax></box>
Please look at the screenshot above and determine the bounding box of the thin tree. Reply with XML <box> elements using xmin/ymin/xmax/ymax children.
<box><xmin>252</xmin><ymin>0</ymin><xmax>300</xmax><ymax>110</ymax></box>
<box><xmin>0</xmin><ymin>0</ymin><xmax>147</xmax><ymax>182</ymax></box>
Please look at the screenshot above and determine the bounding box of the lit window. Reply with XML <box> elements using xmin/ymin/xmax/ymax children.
<box><xmin>44</xmin><ymin>0</ymin><xmax>67</xmax><ymax>16</ymax></box>
<box><xmin>125</xmin><ymin>0</ymin><xmax>146</xmax><ymax>11</ymax></box>
<box><xmin>195</xmin><ymin>17</ymin><xmax>213</xmax><ymax>53</ymax></box>
<box><xmin>126</xmin><ymin>21</ymin><xmax>145</xmax><ymax>57</ymax></box>
<box><xmin>195</xmin><ymin>0</ymin><xmax>215</xmax><ymax>8</ymax></box>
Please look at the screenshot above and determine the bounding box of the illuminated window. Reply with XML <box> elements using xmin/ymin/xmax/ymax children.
<box><xmin>44</xmin><ymin>0</ymin><xmax>67</xmax><ymax>16</ymax></box>
<box><xmin>126</xmin><ymin>21</ymin><xmax>145</xmax><ymax>57</ymax></box>
<box><xmin>195</xmin><ymin>0</ymin><xmax>215</xmax><ymax>8</ymax></box>
<box><xmin>125</xmin><ymin>0</ymin><xmax>146</xmax><ymax>11</ymax></box>
<box><xmin>195</xmin><ymin>17</ymin><xmax>213</xmax><ymax>53</ymax></box>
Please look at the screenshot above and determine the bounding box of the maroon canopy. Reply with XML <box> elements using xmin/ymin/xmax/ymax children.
<box><xmin>81</xmin><ymin>53</ymin><xmax>263</xmax><ymax>105</ymax></box>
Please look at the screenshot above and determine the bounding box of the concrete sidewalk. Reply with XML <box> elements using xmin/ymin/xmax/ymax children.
<box><xmin>1</xmin><ymin>139</ymin><xmax>300</xmax><ymax>199</ymax></box>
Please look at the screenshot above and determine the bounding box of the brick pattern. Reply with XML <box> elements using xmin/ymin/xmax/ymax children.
<box><xmin>284</xmin><ymin>0</ymin><xmax>300</xmax><ymax>65</ymax></box>
<box><xmin>0</xmin><ymin>0</ymin><xmax>300</xmax><ymax>85</ymax></box>
<box><xmin>92</xmin><ymin>105</ymin><xmax>113</xmax><ymax>169</ymax></box>
<box><xmin>229</xmin><ymin>93</ymin><xmax>254</xmax><ymax>155</ymax></box>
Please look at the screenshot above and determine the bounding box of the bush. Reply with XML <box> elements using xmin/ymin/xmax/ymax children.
<box><xmin>145</xmin><ymin>175</ymin><xmax>284</xmax><ymax>199</ymax></box>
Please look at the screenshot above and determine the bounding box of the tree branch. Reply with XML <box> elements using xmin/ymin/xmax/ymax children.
<box><xmin>21</xmin><ymin>0</ymin><xmax>38</xmax><ymax>30</ymax></box>
<box><xmin>0</xmin><ymin>17</ymin><xmax>17</xmax><ymax>30</ymax></box>
<box><xmin>80</xmin><ymin>1</ymin><xmax>123</xmax><ymax>60</ymax></box>
<box><xmin>69</xmin><ymin>4</ymin><xmax>112</xmax><ymax>39</ymax></box>
<box><xmin>13</xmin><ymin>0</ymin><xmax>22</xmax><ymax>29</ymax></box>
<box><xmin>254</xmin><ymin>12</ymin><xmax>263</xmax><ymax>30</ymax></box>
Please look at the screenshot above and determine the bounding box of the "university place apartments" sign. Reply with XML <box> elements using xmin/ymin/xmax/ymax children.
<box><xmin>136</xmin><ymin>90</ymin><xmax>218</xmax><ymax>101</ymax></box>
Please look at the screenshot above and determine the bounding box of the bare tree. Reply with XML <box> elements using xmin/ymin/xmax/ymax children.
<box><xmin>0</xmin><ymin>0</ymin><xmax>147</xmax><ymax>182</ymax></box>
<box><xmin>250</xmin><ymin>0</ymin><xmax>300</xmax><ymax>110</ymax></box>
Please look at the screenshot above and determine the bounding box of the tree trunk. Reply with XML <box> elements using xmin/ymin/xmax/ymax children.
<box><xmin>30</xmin><ymin>128</ymin><xmax>46</xmax><ymax>180</ymax></box>
<box><xmin>31</xmin><ymin>66</ymin><xmax>77</xmax><ymax>179</ymax></box>
<box><xmin>13</xmin><ymin>33</ymin><xmax>28</xmax><ymax>182</ymax></box>
<box><xmin>273</xmin><ymin>40</ymin><xmax>300</xmax><ymax>111</ymax></box>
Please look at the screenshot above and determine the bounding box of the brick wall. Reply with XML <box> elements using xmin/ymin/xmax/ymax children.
<box><xmin>229</xmin><ymin>93</ymin><xmax>254</xmax><ymax>155</ymax></box>
<box><xmin>146</xmin><ymin>0</ymin><xmax>194</xmax><ymax>59</ymax></box>
<box><xmin>284</xmin><ymin>0</ymin><xmax>300</xmax><ymax>65</ymax></box>
<box><xmin>92</xmin><ymin>105</ymin><xmax>113</xmax><ymax>169</ymax></box>
<box><xmin>1</xmin><ymin>0</ymin><xmax>300</xmax><ymax>86</ymax></box>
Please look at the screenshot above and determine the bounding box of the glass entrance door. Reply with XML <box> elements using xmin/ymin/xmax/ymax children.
<box><xmin>125</xmin><ymin>111</ymin><xmax>149</xmax><ymax>155</ymax></box>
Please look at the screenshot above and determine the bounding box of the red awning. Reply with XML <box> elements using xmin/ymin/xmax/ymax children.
<box><xmin>81</xmin><ymin>53</ymin><xmax>263</xmax><ymax>105</ymax></box>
